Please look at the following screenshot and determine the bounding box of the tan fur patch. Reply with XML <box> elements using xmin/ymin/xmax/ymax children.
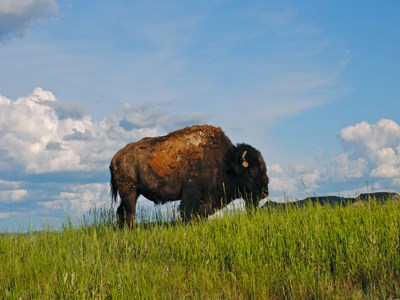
<box><xmin>148</xmin><ymin>125</ymin><xmax>222</xmax><ymax>177</ymax></box>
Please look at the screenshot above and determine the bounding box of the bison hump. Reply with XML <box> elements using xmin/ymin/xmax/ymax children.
<box><xmin>147</xmin><ymin>125</ymin><xmax>224</xmax><ymax>177</ymax></box>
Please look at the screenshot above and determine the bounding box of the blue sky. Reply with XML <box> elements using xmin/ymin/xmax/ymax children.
<box><xmin>1</xmin><ymin>0</ymin><xmax>399</xmax><ymax>231</ymax></box>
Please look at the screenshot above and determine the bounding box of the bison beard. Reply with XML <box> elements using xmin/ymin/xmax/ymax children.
<box><xmin>110</xmin><ymin>125</ymin><xmax>269</xmax><ymax>228</ymax></box>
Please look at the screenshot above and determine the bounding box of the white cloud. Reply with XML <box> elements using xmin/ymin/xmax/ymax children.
<box><xmin>340</xmin><ymin>119</ymin><xmax>400</xmax><ymax>156</ymax></box>
<box><xmin>0</xmin><ymin>180</ymin><xmax>28</xmax><ymax>203</ymax></box>
<box><xmin>0</xmin><ymin>2</ymin><xmax>350</xmax><ymax>147</ymax></box>
<box><xmin>0</xmin><ymin>0</ymin><xmax>57</xmax><ymax>40</ymax></box>
<box><xmin>268</xmin><ymin>116</ymin><xmax>400</xmax><ymax>196</ymax></box>
<box><xmin>268</xmin><ymin>162</ymin><xmax>322</xmax><ymax>199</ymax></box>
<box><xmin>337</xmin><ymin>119</ymin><xmax>400</xmax><ymax>179</ymax></box>
<box><xmin>39</xmin><ymin>183</ymin><xmax>109</xmax><ymax>216</ymax></box>
<box><xmin>0</xmin><ymin>87</ymin><xmax>210</xmax><ymax>226</ymax></box>
<box><xmin>0</xmin><ymin>87</ymin><xmax>166</xmax><ymax>174</ymax></box>
<box><xmin>370</xmin><ymin>146</ymin><xmax>400</xmax><ymax>178</ymax></box>
<box><xmin>313</xmin><ymin>119</ymin><xmax>400</xmax><ymax>195</ymax></box>
<box><xmin>1</xmin><ymin>88</ymin><xmax>399</xmax><ymax>227</ymax></box>
<box><xmin>293</xmin><ymin>164</ymin><xmax>321</xmax><ymax>191</ymax></box>
<box><xmin>268</xmin><ymin>163</ymin><xmax>300</xmax><ymax>196</ymax></box>
<box><xmin>37</xmin><ymin>183</ymin><xmax>161</xmax><ymax>218</ymax></box>
<box><xmin>0</xmin><ymin>179</ymin><xmax>21</xmax><ymax>189</ymax></box>
<box><xmin>266</xmin><ymin>119</ymin><xmax>400</xmax><ymax>199</ymax></box>
<box><xmin>0</xmin><ymin>189</ymin><xmax>28</xmax><ymax>203</ymax></box>
<box><xmin>323</xmin><ymin>154</ymin><xmax>368</xmax><ymax>181</ymax></box>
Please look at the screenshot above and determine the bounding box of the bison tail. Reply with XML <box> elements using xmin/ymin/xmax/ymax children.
<box><xmin>110</xmin><ymin>163</ymin><xmax>118</xmax><ymax>203</ymax></box>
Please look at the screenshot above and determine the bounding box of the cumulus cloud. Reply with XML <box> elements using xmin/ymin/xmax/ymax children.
<box><xmin>370</xmin><ymin>146</ymin><xmax>400</xmax><ymax>178</ymax></box>
<box><xmin>269</xmin><ymin>119</ymin><xmax>400</xmax><ymax>197</ymax></box>
<box><xmin>268</xmin><ymin>163</ymin><xmax>322</xmax><ymax>199</ymax></box>
<box><xmin>0</xmin><ymin>87</ymin><xmax>209</xmax><ymax>228</ymax></box>
<box><xmin>0</xmin><ymin>0</ymin><xmax>57</xmax><ymax>40</ymax></box>
<box><xmin>340</xmin><ymin>119</ymin><xmax>400</xmax><ymax>156</ymax></box>
<box><xmin>38</xmin><ymin>183</ymin><xmax>109</xmax><ymax>216</ymax></box>
<box><xmin>0</xmin><ymin>189</ymin><xmax>28</xmax><ymax>203</ymax></box>
<box><xmin>268</xmin><ymin>164</ymin><xmax>300</xmax><ymax>197</ymax></box>
<box><xmin>323</xmin><ymin>154</ymin><xmax>368</xmax><ymax>181</ymax></box>
<box><xmin>314</xmin><ymin>119</ymin><xmax>400</xmax><ymax>195</ymax></box>
<box><xmin>337</xmin><ymin>119</ymin><xmax>400</xmax><ymax>179</ymax></box>
<box><xmin>0</xmin><ymin>179</ymin><xmax>28</xmax><ymax>203</ymax></box>
<box><xmin>1</xmin><ymin>88</ymin><xmax>398</xmax><ymax>228</ymax></box>
<box><xmin>0</xmin><ymin>179</ymin><xmax>21</xmax><ymax>189</ymax></box>
<box><xmin>0</xmin><ymin>87</ymin><xmax>206</xmax><ymax>177</ymax></box>
<box><xmin>293</xmin><ymin>164</ymin><xmax>320</xmax><ymax>191</ymax></box>
<box><xmin>0</xmin><ymin>87</ymin><xmax>163</xmax><ymax>174</ymax></box>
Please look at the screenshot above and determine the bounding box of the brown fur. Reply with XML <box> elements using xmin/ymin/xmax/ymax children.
<box><xmin>148</xmin><ymin>125</ymin><xmax>222</xmax><ymax>176</ymax></box>
<box><xmin>110</xmin><ymin>125</ymin><xmax>269</xmax><ymax>228</ymax></box>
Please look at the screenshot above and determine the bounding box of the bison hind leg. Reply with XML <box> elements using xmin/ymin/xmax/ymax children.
<box><xmin>116</xmin><ymin>190</ymin><xmax>139</xmax><ymax>229</ymax></box>
<box><xmin>116</xmin><ymin>205</ymin><xmax>126</xmax><ymax>228</ymax></box>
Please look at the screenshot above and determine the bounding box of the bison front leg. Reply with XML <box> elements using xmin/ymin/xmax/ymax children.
<box><xmin>179</xmin><ymin>197</ymin><xmax>212</xmax><ymax>223</ymax></box>
<box><xmin>179</xmin><ymin>181</ymin><xmax>214</xmax><ymax>222</ymax></box>
<box><xmin>117</xmin><ymin>190</ymin><xmax>138</xmax><ymax>229</ymax></box>
<box><xmin>244</xmin><ymin>193</ymin><xmax>260</xmax><ymax>211</ymax></box>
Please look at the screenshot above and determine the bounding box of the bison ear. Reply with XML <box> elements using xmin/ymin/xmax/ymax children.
<box><xmin>241</xmin><ymin>151</ymin><xmax>249</xmax><ymax>168</ymax></box>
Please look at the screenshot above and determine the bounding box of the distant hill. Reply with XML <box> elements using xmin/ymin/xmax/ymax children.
<box><xmin>262</xmin><ymin>192</ymin><xmax>400</xmax><ymax>208</ymax></box>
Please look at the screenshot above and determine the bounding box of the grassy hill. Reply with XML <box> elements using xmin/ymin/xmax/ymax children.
<box><xmin>1</xmin><ymin>196</ymin><xmax>400</xmax><ymax>299</ymax></box>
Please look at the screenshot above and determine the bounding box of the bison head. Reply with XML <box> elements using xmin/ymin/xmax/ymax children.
<box><xmin>226</xmin><ymin>143</ymin><xmax>269</xmax><ymax>206</ymax></box>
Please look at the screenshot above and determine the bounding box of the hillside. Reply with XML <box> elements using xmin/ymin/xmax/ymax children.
<box><xmin>263</xmin><ymin>191</ymin><xmax>400</xmax><ymax>208</ymax></box>
<box><xmin>1</xmin><ymin>195</ymin><xmax>400</xmax><ymax>299</ymax></box>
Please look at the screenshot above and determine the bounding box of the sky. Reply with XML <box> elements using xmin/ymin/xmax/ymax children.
<box><xmin>1</xmin><ymin>0</ymin><xmax>400</xmax><ymax>231</ymax></box>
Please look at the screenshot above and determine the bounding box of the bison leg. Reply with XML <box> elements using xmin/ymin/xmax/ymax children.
<box><xmin>116</xmin><ymin>190</ymin><xmax>138</xmax><ymax>229</ymax></box>
<box><xmin>244</xmin><ymin>193</ymin><xmax>260</xmax><ymax>211</ymax></box>
<box><xmin>179</xmin><ymin>201</ymin><xmax>195</xmax><ymax>223</ymax></box>
<box><xmin>179</xmin><ymin>197</ymin><xmax>212</xmax><ymax>223</ymax></box>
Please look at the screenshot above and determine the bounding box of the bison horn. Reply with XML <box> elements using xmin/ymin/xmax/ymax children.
<box><xmin>241</xmin><ymin>151</ymin><xmax>249</xmax><ymax>168</ymax></box>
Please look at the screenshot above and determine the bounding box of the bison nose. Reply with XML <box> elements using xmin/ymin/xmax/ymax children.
<box><xmin>262</xmin><ymin>188</ymin><xmax>269</xmax><ymax>198</ymax></box>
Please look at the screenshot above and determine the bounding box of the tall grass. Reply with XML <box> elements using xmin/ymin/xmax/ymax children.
<box><xmin>1</xmin><ymin>197</ymin><xmax>400</xmax><ymax>299</ymax></box>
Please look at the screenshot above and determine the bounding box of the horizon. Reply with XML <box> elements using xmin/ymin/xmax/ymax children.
<box><xmin>1</xmin><ymin>0</ymin><xmax>399</xmax><ymax>231</ymax></box>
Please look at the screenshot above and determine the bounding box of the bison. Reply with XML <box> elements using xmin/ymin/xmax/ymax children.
<box><xmin>110</xmin><ymin>125</ymin><xmax>269</xmax><ymax>227</ymax></box>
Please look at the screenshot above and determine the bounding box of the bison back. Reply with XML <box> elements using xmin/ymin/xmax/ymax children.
<box><xmin>147</xmin><ymin>125</ymin><xmax>232</xmax><ymax>177</ymax></box>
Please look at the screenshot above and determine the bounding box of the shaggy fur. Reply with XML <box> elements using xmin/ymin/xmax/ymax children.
<box><xmin>110</xmin><ymin>125</ymin><xmax>269</xmax><ymax>227</ymax></box>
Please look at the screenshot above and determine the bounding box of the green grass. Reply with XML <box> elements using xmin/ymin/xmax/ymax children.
<box><xmin>1</xmin><ymin>198</ymin><xmax>400</xmax><ymax>299</ymax></box>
